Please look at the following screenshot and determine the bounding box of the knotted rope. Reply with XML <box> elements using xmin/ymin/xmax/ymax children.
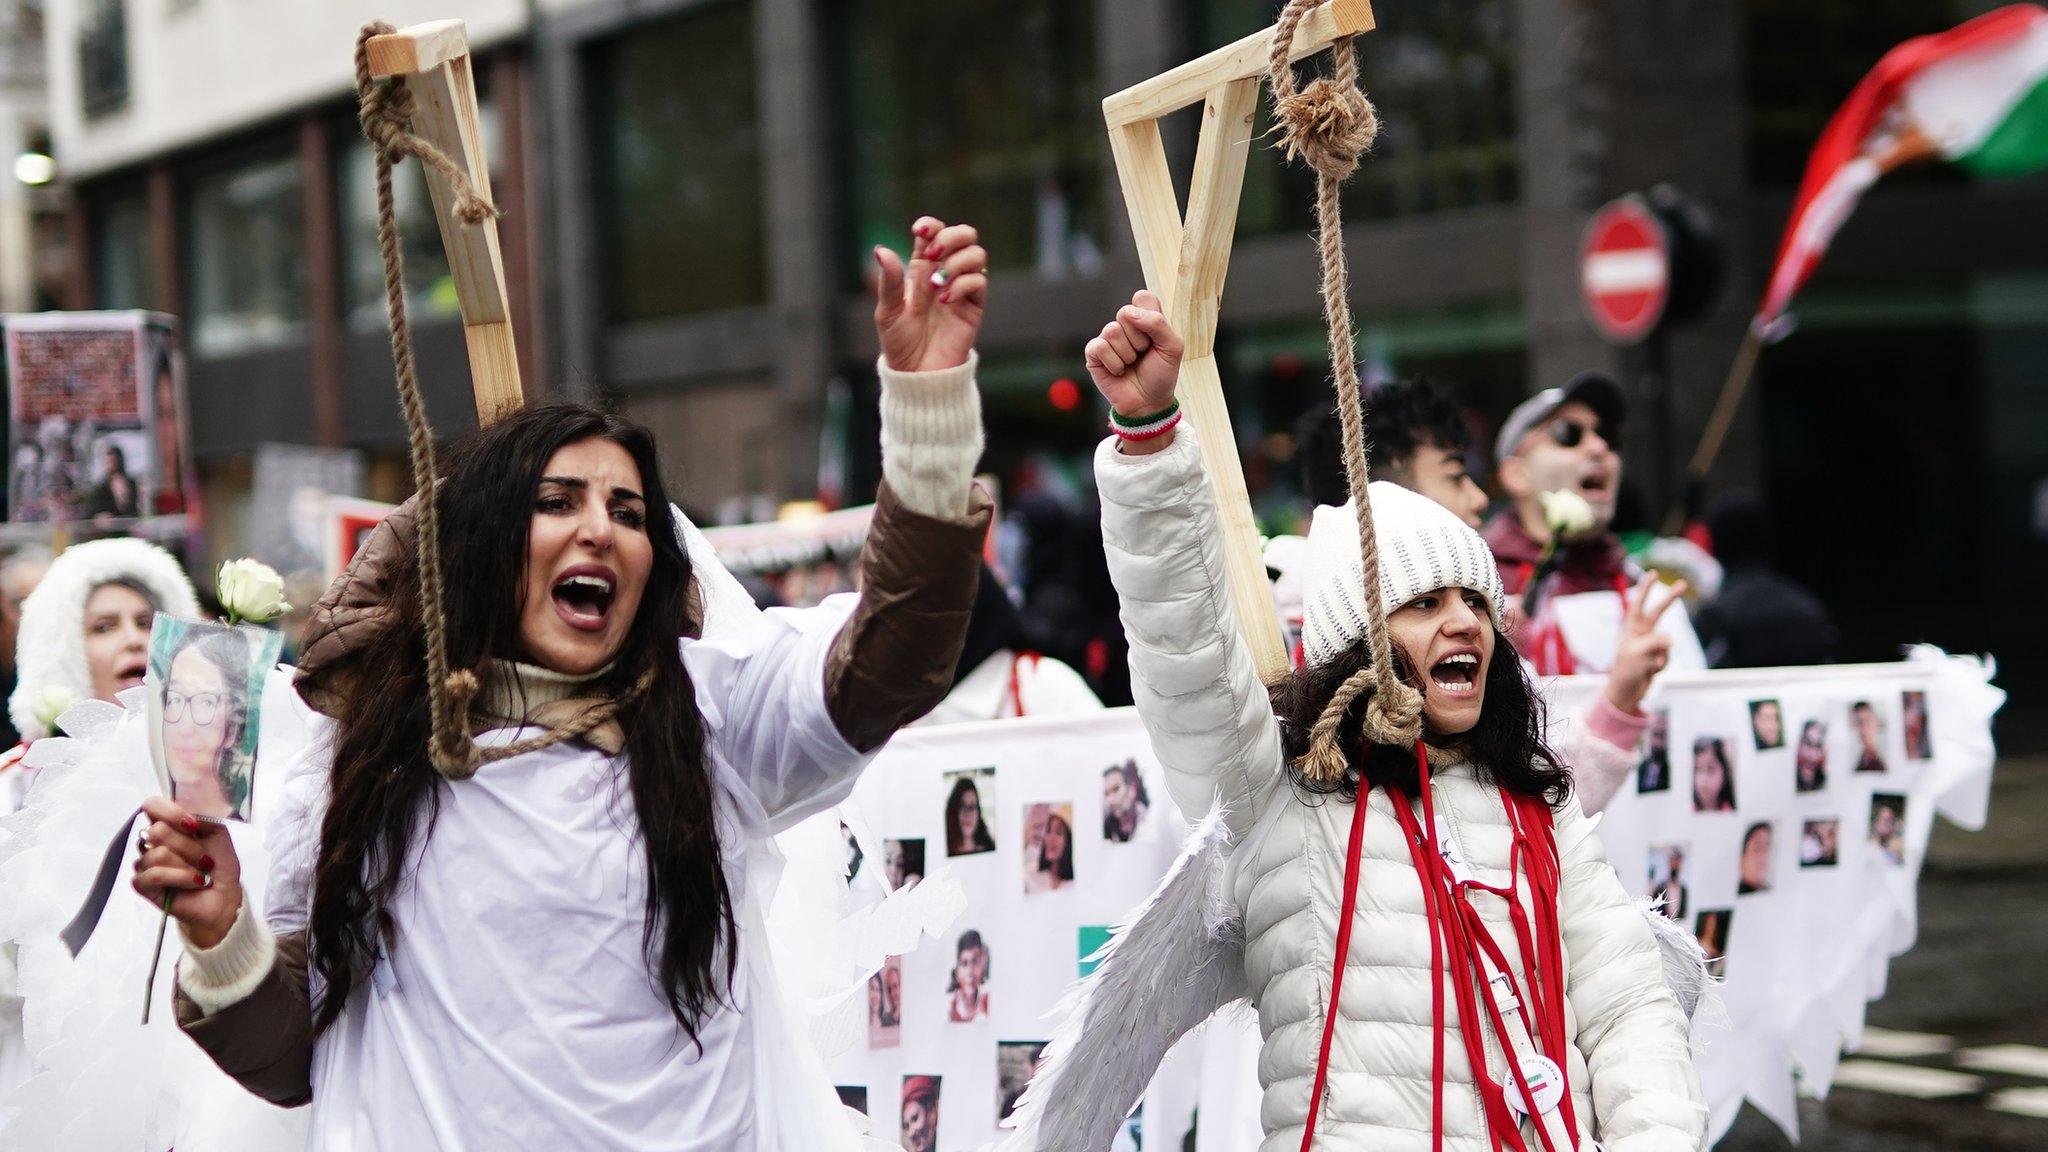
<box><xmin>1266</xmin><ymin>1</ymin><xmax>1423</xmax><ymax>782</ymax></box>
<box><xmin>354</xmin><ymin>22</ymin><xmax>638</xmax><ymax>778</ymax></box>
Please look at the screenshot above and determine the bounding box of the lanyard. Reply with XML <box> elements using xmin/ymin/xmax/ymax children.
<box><xmin>1299</xmin><ymin>743</ymin><xmax>1580</xmax><ymax>1152</ymax></box>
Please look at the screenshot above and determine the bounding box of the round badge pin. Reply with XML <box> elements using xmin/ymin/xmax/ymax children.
<box><xmin>1503</xmin><ymin>1053</ymin><xmax>1566</xmax><ymax>1115</ymax></box>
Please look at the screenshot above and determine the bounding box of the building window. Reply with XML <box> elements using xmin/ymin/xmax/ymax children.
<box><xmin>336</xmin><ymin>93</ymin><xmax>501</xmax><ymax>332</ymax></box>
<box><xmin>591</xmin><ymin>3</ymin><xmax>767</xmax><ymax>322</ymax></box>
<box><xmin>839</xmin><ymin>0</ymin><xmax>1103</xmax><ymax>281</ymax></box>
<box><xmin>91</xmin><ymin>188</ymin><xmax>151</xmax><ymax>309</ymax></box>
<box><xmin>185</xmin><ymin>154</ymin><xmax>309</xmax><ymax>357</ymax></box>
<box><xmin>76</xmin><ymin>0</ymin><xmax>127</xmax><ymax>119</ymax></box>
<box><xmin>1746</xmin><ymin>1</ymin><xmax>1979</xmax><ymax>188</ymax></box>
<box><xmin>1192</xmin><ymin>0</ymin><xmax>1518</xmax><ymax>232</ymax></box>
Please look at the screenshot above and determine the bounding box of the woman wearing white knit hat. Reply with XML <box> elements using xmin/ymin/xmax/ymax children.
<box><xmin>1005</xmin><ymin>295</ymin><xmax>1705</xmax><ymax>1152</ymax></box>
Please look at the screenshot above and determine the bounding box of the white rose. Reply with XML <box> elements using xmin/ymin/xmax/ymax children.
<box><xmin>217</xmin><ymin>558</ymin><xmax>291</xmax><ymax>625</ymax></box>
<box><xmin>1539</xmin><ymin>489</ymin><xmax>1596</xmax><ymax>541</ymax></box>
<box><xmin>32</xmin><ymin>685</ymin><xmax>75</xmax><ymax>732</ymax></box>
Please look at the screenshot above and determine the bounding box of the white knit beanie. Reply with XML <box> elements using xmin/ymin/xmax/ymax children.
<box><xmin>1299</xmin><ymin>481</ymin><xmax>1507</xmax><ymax>668</ymax></box>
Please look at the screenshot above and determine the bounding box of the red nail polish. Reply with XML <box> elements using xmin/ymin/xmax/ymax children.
<box><xmin>182</xmin><ymin>817</ymin><xmax>201</xmax><ymax>835</ymax></box>
<box><xmin>939</xmin><ymin>291</ymin><xmax>952</xmax><ymax>303</ymax></box>
<box><xmin>196</xmin><ymin>873</ymin><xmax>211</xmax><ymax>889</ymax></box>
<box><xmin>199</xmin><ymin>855</ymin><xmax>215</xmax><ymax>872</ymax></box>
<box><xmin>913</xmin><ymin>223</ymin><xmax>930</xmax><ymax>238</ymax></box>
<box><xmin>924</xmin><ymin>244</ymin><xmax>942</xmax><ymax>260</ymax></box>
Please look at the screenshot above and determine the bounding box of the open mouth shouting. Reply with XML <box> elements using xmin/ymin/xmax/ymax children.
<box><xmin>1429</xmin><ymin>648</ymin><xmax>1482</xmax><ymax>696</ymax></box>
<box><xmin>115</xmin><ymin>658</ymin><xmax>147</xmax><ymax>693</ymax></box>
<box><xmin>550</xmin><ymin>565</ymin><xmax>618</xmax><ymax>632</ymax></box>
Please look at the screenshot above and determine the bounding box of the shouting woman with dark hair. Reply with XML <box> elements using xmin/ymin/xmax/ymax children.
<box><xmin>1006</xmin><ymin>297</ymin><xmax>1705</xmax><ymax>1152</ymax></box>
<box><xmin>125</xmin><ymin>217</ymin><xmax>994</xmax><ymax>1150</ymax></box>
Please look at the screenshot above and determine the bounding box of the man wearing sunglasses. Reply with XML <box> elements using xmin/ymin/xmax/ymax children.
<box><xmin>1485</xmin><ymin>371</ymin><xmax>1706</xmax><ymax>680</ymax></box>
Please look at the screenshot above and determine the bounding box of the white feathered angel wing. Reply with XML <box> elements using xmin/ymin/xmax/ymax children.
<box><xmin>998</xmin><ymin>804</ymin><xmax>1248</xmax><ymax>1152</ymax></box>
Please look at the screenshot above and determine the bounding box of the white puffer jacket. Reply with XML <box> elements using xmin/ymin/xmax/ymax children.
<box><xmin>1097</xmin><ymin>429</ymin><xmax>1706</xmax><ymax>1152</ymax></box>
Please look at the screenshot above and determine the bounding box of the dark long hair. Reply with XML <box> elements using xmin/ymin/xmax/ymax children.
<box><xmin>1270</xmin><ymin>631</ymin><xmax>1570</xmax><ymax>805</ymax></box>
<box><xmin>306</xmin><ymin>404</ymin><xmax>734</xmax><ymax>1047</ymax></box>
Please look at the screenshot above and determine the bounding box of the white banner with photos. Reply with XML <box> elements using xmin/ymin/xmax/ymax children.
<box><xmin>799</xmin><ymin>648</ymin><xmax>2001</xmax><ymax>1150</ymax></box>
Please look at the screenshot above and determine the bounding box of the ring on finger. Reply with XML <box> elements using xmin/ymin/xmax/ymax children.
<box><xmin>137</xmin><ymin>829</ymin><xmax>150</xmax><ymax>853</ymax></box>
<box><xmin>929</xmin><ymin>268</ymin><xmax>952</xmax><ymax>289</ymax></box>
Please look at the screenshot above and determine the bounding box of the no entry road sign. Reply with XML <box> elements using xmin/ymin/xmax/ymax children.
<box><xmin>1581</xmin><ymin>197</ymin><xmax>1671</xmax><ymax>345</ymax></box>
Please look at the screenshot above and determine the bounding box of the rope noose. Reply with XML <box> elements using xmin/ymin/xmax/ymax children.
<box><xmin>1264</xmin><ymin>1</ymin><xmax>1425</xmax><ymax>782</ymax></box>
<box><xmin>354</xmin><ymin>23</ymin><xmax>649</xmax><ymax>778</ymax></box>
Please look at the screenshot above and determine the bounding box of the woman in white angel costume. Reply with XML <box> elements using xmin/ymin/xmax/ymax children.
<box><xmin>0</xmin><ymin>215</ymin><xmax>993</xmax><ymax>1151</ymax></box>
<box><xmin>1004</xmin><ymin>295</ymin><xmax>1710</xmax><ymax>1152</ymax></box>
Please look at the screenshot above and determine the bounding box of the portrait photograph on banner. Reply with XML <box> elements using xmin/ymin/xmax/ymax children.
<box><xmin>900</xmin><ymin>1074</ymin><xmax>940</xmax><ymax>1152</ymax></box>
<box><xmin>3</xmin><ymin>311</ymin><xmax>191</xmax><ymax>525</ymax></box>
<box><xmin>1793</xmin><ymin>718</ymin><xmax>1829</xmax><ymax>792</ymax></box>
<box><xmin>1636</xmin><ymin>709</ymin><xmax>1671</xmax><ymax>793</ymax></box>
<box><xmin>943</xmin><ymin>767</ymin><xmax>997</xmax><ymax>856</ymax></box>
<box><xmin>1021</xmin><ymin>802</ymin><xmax>1076</xmax><ymax>894</ymax></box>
<box><xmin>883</xmin><ymin>837</ymin><xmax>926</xmax><ymax>891</ymax></box>
<box><xmin>1101</xmin><ymin>758</ymin><xmax>1151</xmax><ymax>841</ymax></box>
<box><xmin>868</xmin><ymin>956</ymin><xmax>903</xmax><ymax>1049</ymax></box>
<box><xmin>144</xmin><ymin>615</ymin><xmax>283</xmax><ymax>822</ymax></box>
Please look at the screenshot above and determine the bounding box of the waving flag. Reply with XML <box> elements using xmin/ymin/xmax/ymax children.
<box><xmin>1756</xmin><ymin>4</ymin><xmax>2048</xmax><ymax>328</ymax></box>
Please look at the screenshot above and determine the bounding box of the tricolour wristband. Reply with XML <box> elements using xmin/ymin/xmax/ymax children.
<box><xmin>1109</xmin><ymin>400</ymin><xmax>1181</xmax><ymax>441</ymax></box>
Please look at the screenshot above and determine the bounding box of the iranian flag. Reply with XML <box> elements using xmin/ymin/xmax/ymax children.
<box><xmin>1756</xmin><ymin>4</ymin><xmax>2048</xmax><ymax>326</ymax></box>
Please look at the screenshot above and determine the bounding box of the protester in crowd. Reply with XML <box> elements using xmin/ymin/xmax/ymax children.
<box><xmin>0</xmin><ymin>545</ymin><xmax>53</xmax><ymax>750</ymax></box>
<box><xmin>1301</xmin><ymin>376</ymin><xmax>1685</xmax><ymax>814</ymax></box>
<box><xmin>1008</xmin><ymin>494</ymin><xmax>1131</xmax><ymax>707</ymax></box>
<box><xmin>127</xmin><ymin>217</ymin><xmax>993</xmax><ymax>1147</ymax></box>
<box><xmin>1486</xmin><ymin>373</ymin><xmax>1706</xmax><ymax>676</ymax></box>
<box><xmin>0</xmin><ymin>536</ymin><xmax>201</xmax><ymax>1119</ymax></box>
<box><xmin>1062</xmin><ymin>293</ymin><xmax>1704</xmax><ymax>1150</ymax></box>
<box><xmin>919</xmin><ymin>565</ymin><xmax>1102</xmax><ymax>724</ymax></box>
<box><xmin>1101</xmin><ymin>758</ymin><xmax>1149</xmax><ymax>841</ymax></box>
<box><xmin>1693</xmin><ymin>492</ymin><xmax>1837</xmax><ymax>669</ymax></box>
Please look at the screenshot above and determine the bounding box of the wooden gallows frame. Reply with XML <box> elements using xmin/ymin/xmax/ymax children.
<box><xmin>364</xmin><ymin>19</ymin><xmax>525</xmax><ymax>422</ymax></box>
<box><xmin>1103</xmin><ymin>0</ymin><xmax>1375</xmax><ymax>682</ymax></box>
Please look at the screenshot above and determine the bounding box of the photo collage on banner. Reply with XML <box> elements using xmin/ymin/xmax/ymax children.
<box><xmin>824</xmin><ymin>713</ymin><xmax>1193</xmax><ymax>1152</ymax></box>
<box><xmin>1608</xmin><ymin>673</ymin><xmax>1938</xmax><ymax>987</ymax></box>
<box><xmin>3</xmin><ymin>312</ymin><xmax>193</xmax><ymax>525</ymax></box>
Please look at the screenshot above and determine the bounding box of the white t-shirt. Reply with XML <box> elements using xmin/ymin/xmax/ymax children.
<box><xmin>267</xmin><ymin>597</ymin><xmax>874</xmax><ymax>1152</ymax></box>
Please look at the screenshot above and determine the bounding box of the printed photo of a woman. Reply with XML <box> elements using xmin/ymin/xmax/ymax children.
<box><xmin>884</xmin><ymin>838</ymin><xmax>926</xmax><ymax>891</ymax></box>
<box><xmin>1692</xmin><ymin>737</ymin><xmax>1736</xmax><ymax>813</ymax></box>
<box><xmin>867</xmin><ymin>955</ymin><xmax>902</xmax><ymax>1049</ymax></box>
<box><xmin>153</xmin><ymin>622</ymin><xmax>267</xmax><ymax>821</ymax></box>
<box><xmin>944</xmin><ymin>769</ymin><xmax>997</xmax><ymax>857</ymax></box>
<box><xmin>1852</xmin><ymin>701</ymin><xmax>1887</xmax><ymax>773</ymax></box>
<box><xmin>1902</xmin><ymin>691</ymin><xmax>1932</xmax><ymax>761</ymax></box>
<box><xmin>1024</xmin><ymin>802</ymin><xmax>1075</xmax><ymax>894</ymax></box>
<box><xmin>1794</xmin><ymin>719</ymin><xmax>1827</xmax><ymax>793</ymax></box>
<box><xmin>1694</xmin><ymin>909</ymin><xmax>1731</xmax><ymax>966</ymax></box>
<box><xmin>1101</xmin><ymin>759</ymin><xmax>1149</xmax><ymax>842</ymax></box>
<box><xmin>1869</xmin><ymin>794</ymin><xmax>1907</xmax><ymax>866</ymax></box>
<box><xmin>946</xmin><ymin>929</ymin><xmax>990</xmax><ymax>1023</ymax></box>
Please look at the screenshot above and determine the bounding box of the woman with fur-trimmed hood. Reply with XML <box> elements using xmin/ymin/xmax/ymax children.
<box><xmin>3</xmin><ymin>536</ymin><xmax>200</xmax><ymax>784</ymax></box>
<box><xmin>0</xmin><ymin>537</ymin><xmax>200</xmax><ymax>1121</ymax></box>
